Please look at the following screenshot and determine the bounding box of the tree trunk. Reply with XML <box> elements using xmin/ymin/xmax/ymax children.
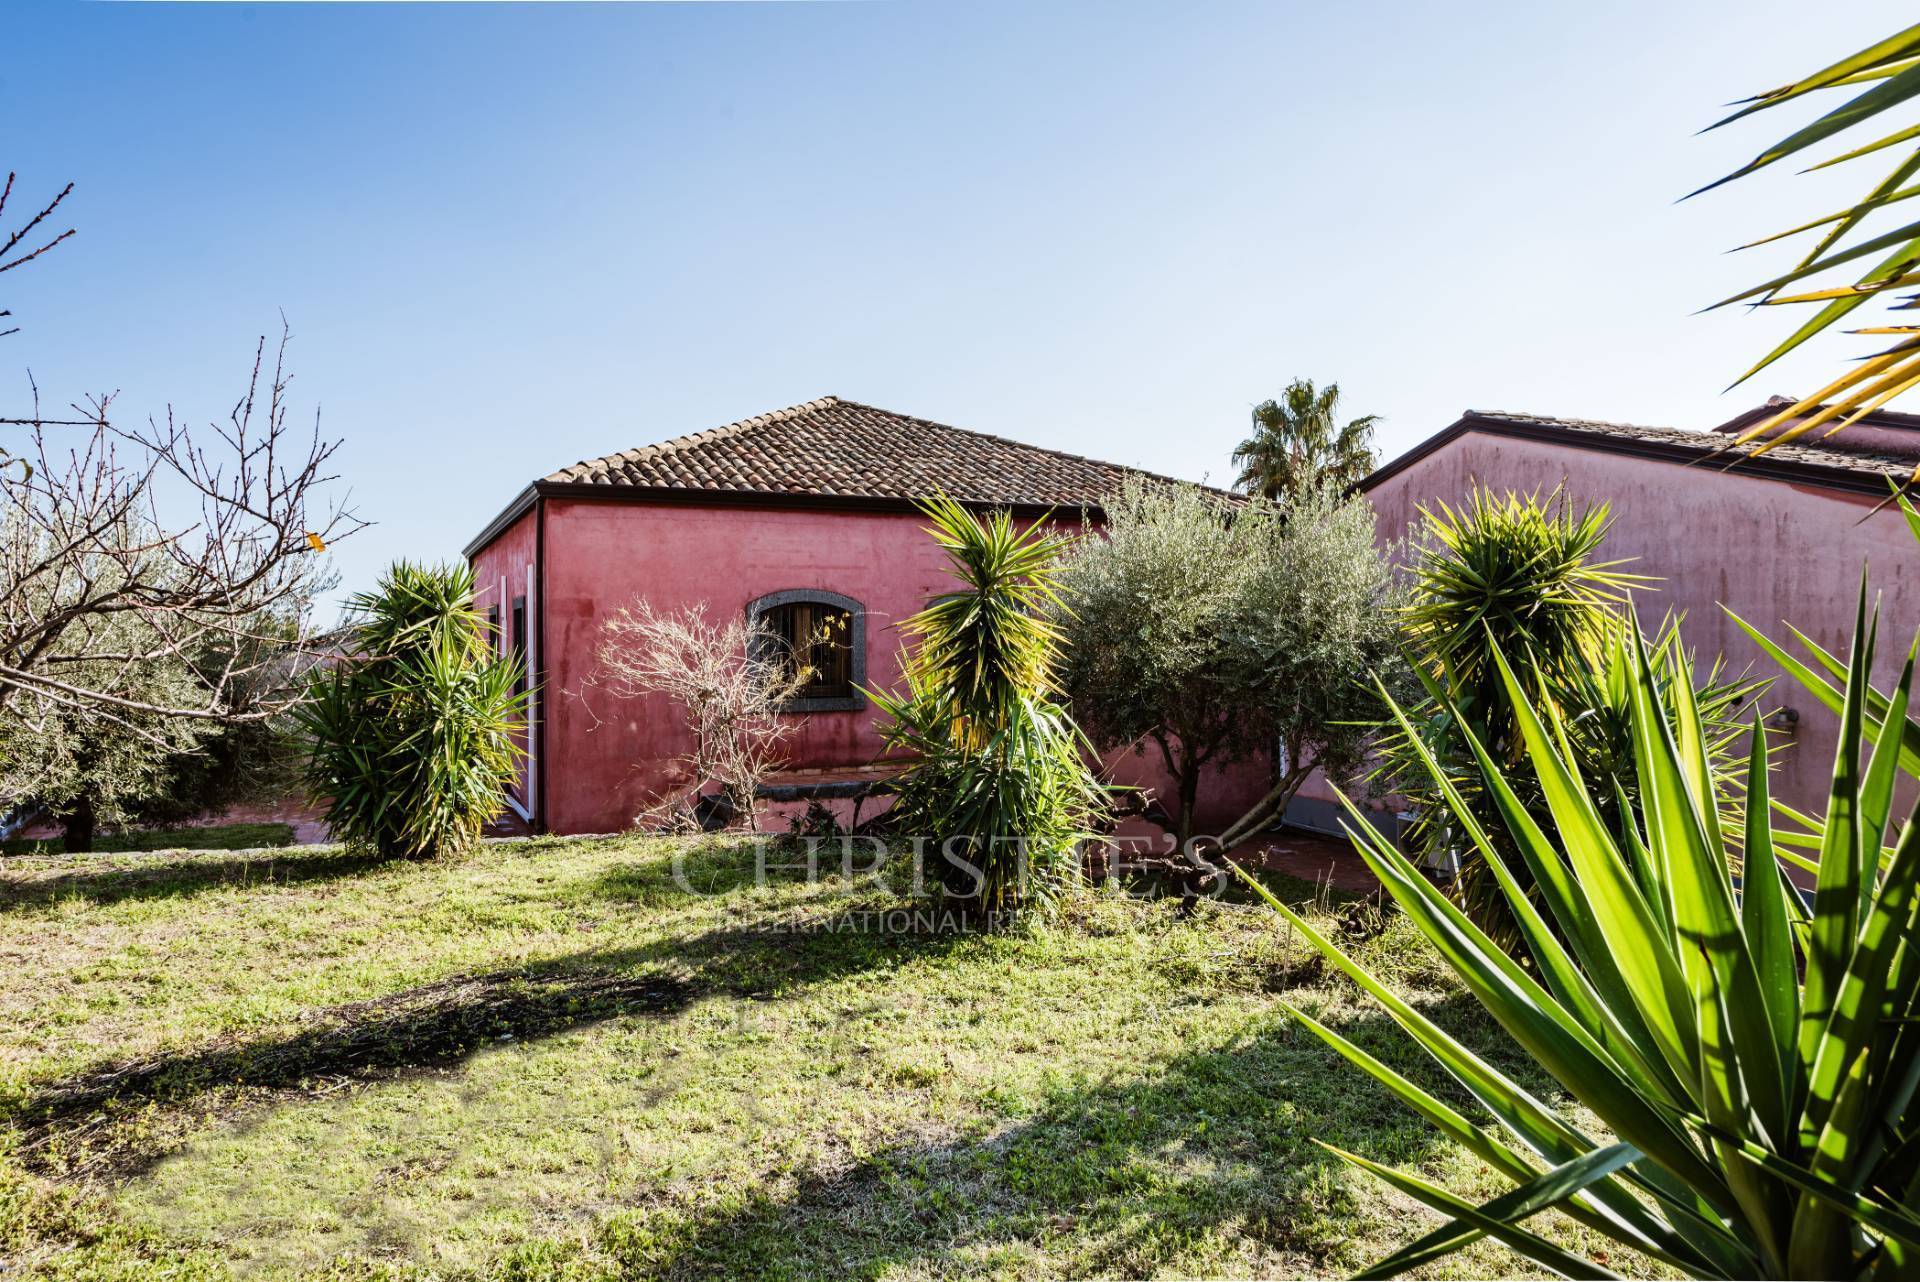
<box><xmin>1147</xmin><ymin>732</ymin><xmax>1223</xmax><ymax>913</ymax></box>
<box><xmin>1148</xmin><ymin>730</ymin><xmax>1205</xmax><ymax>851</ymax></box>
<box><xmin>1174</xmin><ymin>762</ymin><xmax>1200</xmax><ymax>851</ymax></box>
<box><xmin>62</xmin><ymin>796</ymin><xmax>96</xmax><ymax>854</ymax></box>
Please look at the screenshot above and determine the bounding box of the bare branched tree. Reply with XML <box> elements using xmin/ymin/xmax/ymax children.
<box><xmin>574</xmin><ymin>601</ymin><xmax>811</xmax><ymax>830</ymax></box>
<box><xmin>1</xmin><ymin>171</ymin><xmax>363</xmax><ymax>746</ymax></box>
<box><xmin>0</xmin><ymin>171</ymin><xmax>76</xmax><ymax>343</ymax></box>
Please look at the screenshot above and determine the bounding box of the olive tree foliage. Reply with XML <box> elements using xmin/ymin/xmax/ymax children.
<box><xmin>1055</xmin><ymin>477</ymin><xmax>1400</xmax><ymax>849</ymax></box>
<box><xmin>0</xmin><ymin>608</ymin><xmax>209</xmax><ymax>850</ymax></box>
<box><xmin>0</xmin><ymin>517</ymin><xmax>316</xmax><ymax>849</ymax></box>
<box><xmin>0</xmin><ymin>623</ymin><xmax>301</xmax><ymax>852</ymax></box>
<box><xmin>0</xmin><ymin>171</ymin><xmax>360</xmax><ymax>748</ymax></box>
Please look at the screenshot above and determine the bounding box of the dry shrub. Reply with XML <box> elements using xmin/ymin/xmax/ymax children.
<box><xmin>578</xmin><ymin>602</ymin><xmax>812</xmax><ymax>831</ymax></box>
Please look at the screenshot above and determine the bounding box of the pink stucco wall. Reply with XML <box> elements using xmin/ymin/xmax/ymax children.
<box><xmin>478</xmin><ymin>495</ymin><xmax>1270</xmax><ymax>836</ymax></box>
<box><xmin>1361</xmin><ymin>431</ymin><xmax>1920</xmax><ymax>820</ymax></box>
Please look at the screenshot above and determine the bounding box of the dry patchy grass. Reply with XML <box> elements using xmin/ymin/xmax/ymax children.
<box><xmin>0</xmin><ymin>835</ymin><xmax>1660</xmax><ymax>1280</ymax></box>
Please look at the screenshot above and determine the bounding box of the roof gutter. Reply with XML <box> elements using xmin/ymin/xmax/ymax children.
<box><xmin>462</xmin><ymin>480</ymin><xmax>1105</xmax><ymax>560</ymax></box>
<box><xmin>462</xmin><ymin>484</ymin><xmax>540</xmax><ymax>560</ymax></box>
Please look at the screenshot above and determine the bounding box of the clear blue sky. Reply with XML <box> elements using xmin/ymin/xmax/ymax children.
<box><xmin>5</xmin><ymin>0</ymin><xmax>1911</xmax><ymax>614</ymax></box>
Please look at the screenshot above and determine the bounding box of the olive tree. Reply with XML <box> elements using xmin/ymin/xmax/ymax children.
<box><xmin>1055</xmin><ymin>477</ymin><xmax>1398</xmax><ymax>850</ymax></box>
<box><xmin>0</xmin><ymin>525</ymin><xmax>314</xmax><ymax>850</ymax></box>
<box><xmin>0</xmin><ymin>620</ymin><xmax>210</xmax><ymax>850</ymax></box>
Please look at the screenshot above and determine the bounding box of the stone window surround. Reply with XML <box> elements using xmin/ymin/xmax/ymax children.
<box><xmin>745</xmin><ymin>588</ymin><xmax>867</xmax><ymax>713</ymax></box>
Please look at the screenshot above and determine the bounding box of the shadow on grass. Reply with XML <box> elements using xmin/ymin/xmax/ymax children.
<box><xmin>590</xmin><ymin>839</ymin><xmax>773</xmax><ymax>911</ymax></box>
<box><xmin>16</xmin><ymin>889</ymin><xmax>975</xmax><ymax>1180</ymax></box>
<box><xmin>579</xmin><ymin>996</ymin><xmax>1501</xmax><ymax>1281</ymax></box>
<box><xmin>588</xmin><ymin>834</ymin><xmax>929</xmax><ymax>913</ymax></box>
<box><xmin>0</xmin><ymin>846</ymin><xmax>392</xmax><ymax>914</ymax></box>
<box><xmin>1</xmin><ymin>822</ymin><xmax>298</xmax><ymax>857</ymax></box>
<box><xmin>591</xmin><ymin>836</ymin><xmax>1378</xmax><ymax>926</ymax></box>
<box><xmin>15</xmin><ymin>959</ymin><xmax>693</xmax><ymax>1179</ymax></box>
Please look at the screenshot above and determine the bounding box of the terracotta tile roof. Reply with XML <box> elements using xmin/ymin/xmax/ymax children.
<box><xmin>1464</xmin><ymin>409</ymin><xmax>1915</xmax><ymax>481</ymax></box>
<box><xmin>1363</xmin><ymin>407</ymin><xmax>1916</xmax><ymax>497</ymax></box>
<box><xmin>543</xmin><ymin>396</ymin><xmax>1197</xmax><ymax>507</ymax></box>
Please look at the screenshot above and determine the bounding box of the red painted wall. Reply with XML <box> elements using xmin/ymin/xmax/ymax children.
<box><xmin>486</xmin><ymin>495</ymin><xmax>1268</xmax><ymax>836</ymax></box>
<box><xmin>1356</xmin><ymin>431</ymin><xmax>1920</xmax><ymax>820</ymax></box>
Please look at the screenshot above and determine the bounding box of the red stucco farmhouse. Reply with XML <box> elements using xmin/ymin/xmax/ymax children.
<box><xmin>465</xmin><ymin>397</ymin><xmax>1269</xmax><ymax>836</ymax></box>
<box><xmin>470</xmin><ymin>390</ymin><xmax>1917</xmax><ymax>847</ymax></box>
<box><xmin>1283</xmin><ymin>398</ymin><xmax>1920</xmax><ymax>835</ymax></box>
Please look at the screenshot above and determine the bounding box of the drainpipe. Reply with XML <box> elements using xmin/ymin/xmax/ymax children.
<box><xmin>533</xmin><ymin>494</ymin><xmax>548</xmax><ymax>834</ymax></box>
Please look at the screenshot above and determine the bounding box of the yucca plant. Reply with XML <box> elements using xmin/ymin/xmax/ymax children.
<box><xmin>298</xmin><ymin>561</ymin><xmax>526</xmax><ymax>859</ymax></box>
<box><xmin>1245</xmin><ymin>588</ymin><xmax>1920</xmax><ymax>1278</ymax></box>
<box><xmin>873</xmin><ymin>495</ymin><xmax>1105</xmax><ymax>918</ymax></box>
<box><xmin>1396</xmin><ymin>487</ymin><xmax>1645</xmax><ymax>754</ymax></box>
<box><xmin>1698</xmin><ymin>22</ymin><xmax>1920</xmax><ymax>469</ymax></box>
<box><xmin>1382</xmin><ymin>488</ymin><xmax>1761</xmax><ymax>950</ymax></box>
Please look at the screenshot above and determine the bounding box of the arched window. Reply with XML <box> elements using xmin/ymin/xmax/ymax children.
<box><xmin>746</xmin><ymin>589</ymin><xmax>866</xmax><ymax>712</ymax></box>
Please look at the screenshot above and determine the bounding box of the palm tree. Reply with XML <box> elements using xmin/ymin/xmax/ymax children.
<box><xmin>1230</xmin><ymin>379</ymin><xmax>1380</xmax><ymax>501</ymax></box>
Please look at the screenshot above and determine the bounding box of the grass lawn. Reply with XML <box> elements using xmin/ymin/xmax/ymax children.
<box><xmin>0</xmin><ymin>836</ymin><xmax>1658</xmax><ymax>1280</ymax></box>
<box><xmin>2</xmin><ymin>822</ymin><xmax>297</xmax><ymax>856</ymax></box>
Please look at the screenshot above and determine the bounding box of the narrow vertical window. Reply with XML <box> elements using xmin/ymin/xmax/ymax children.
<box><xmin>511</xmin><ymin>595</ymin><xmax>528</xmax><ymax>697</ymax></box>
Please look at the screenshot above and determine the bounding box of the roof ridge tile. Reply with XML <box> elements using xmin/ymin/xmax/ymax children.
<box><xmin>538</xmin><ymin>395</ymin><xmax>1218</xmax><ymax>505</ymax></box>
